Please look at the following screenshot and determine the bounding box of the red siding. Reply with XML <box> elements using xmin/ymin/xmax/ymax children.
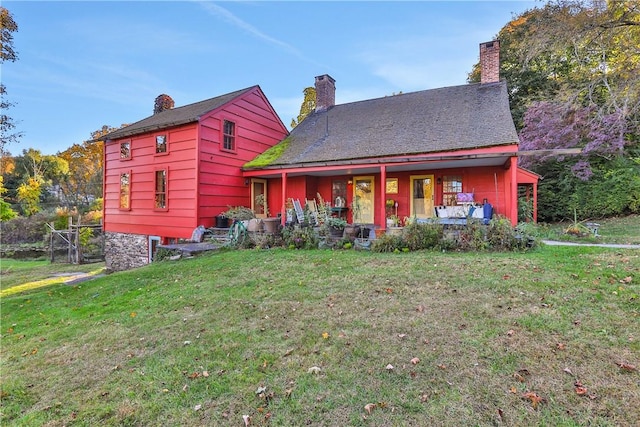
<box><xmin>197</xmin><ymin>88</ymin><xmax>288</xmax><ymax>225</ymax></box>
<box><xmin>104</xmin><ymin>123</ymin><xmax>198</xmax><ymax>238</ymax></box>
<box><xmin>104</xmin><ymin>88</ymin><xmax>287</xmax><ymax>238</ymax></box>
<box><xmin>104</xmin><ymin>87</ymin><xmax>287</xmax><ymax>239</ymax></box>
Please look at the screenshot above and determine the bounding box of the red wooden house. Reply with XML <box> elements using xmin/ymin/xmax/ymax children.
<box><xmin>244</xmin><ymin>41</ymin><xmax>538</xmax><ymax>230</ymax></box>
<box><xmin>102</xmin><ymin>40</ymin><xmax>538</xmax><ymax>271</ymax></box>
<box><xmin>102</xmin><ymin>86</ymin><xmax>288</xmax><ymax>271</ymax></box>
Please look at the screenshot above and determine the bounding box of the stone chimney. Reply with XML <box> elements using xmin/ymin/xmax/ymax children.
<box><xmin>154</xmin><ymin>94</ymin><xmax>175</xmax><ymax>114</ymax></box>
<box><xmin>480</xmin><ymin>40</ymin><xmax>500</xmax><ymax>84</ymax></box>
<box><xmin>314</xmin><ymin>74</ymin><xmax>335</xmax><ymax>112</ymax></box>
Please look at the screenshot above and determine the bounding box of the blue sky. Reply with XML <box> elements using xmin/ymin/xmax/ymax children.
<box><xmin>3</xmin><ymin>0</ymin><xmax>539</xmax><ymax>156</ymax></box>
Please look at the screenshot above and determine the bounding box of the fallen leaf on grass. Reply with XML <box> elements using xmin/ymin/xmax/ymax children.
<box><xmin>242</xmin><ymin>414</ymin><xmax>251</xmax><ymax>426</ymax></box>
<box><xmin>385</xmin><ymin>364</ymin><xmax>394</xmax><ymax>371</ymax></box>
<box><xmin>616</xmin><ymin>362</ymin><xmax>637</xmax><ymax>372</ymax></box>
<box><xmin>307</xmin><ymin>366</ymin><xmax>322</xmax><ymax>374</ymax></box>
<box><xmin>574</xmin><ymin>381</ymin><xmax>588</xmax><ymax>395</ymax></box>
<box><xmin>507</xmin><ymin>329</ymin><xmax>515</xmax><ymax>337</ymax></box>
<box><xmin>563</xmin><ymin>367</ymin><xmax>574</xmax><ymax>376</ymax></box>
<box><xmin>364</xmin><ymin>403</ymin><xmax>376</xmax><ymax>414</ymax></box>
<box><xmin>556</xmin><ymin>343</ymin><xmax>566</xmax><ymax>350</ymax></box>
<box><xmin>410</xmin><ymin>357</ymin><xmax>420</xmax><ymax>365</ymax></box>
<box><xmin>522</xmin><ymin>391</ymin><xmax>544</xmax><ymax>409</ymax></box>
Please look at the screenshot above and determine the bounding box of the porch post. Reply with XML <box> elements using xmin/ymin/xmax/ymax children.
<box><xmin>509</xmin><ymin>157</ymin><xmax>518</xmax><ymax>226</ymax></box>
<box><xmin>379</xmin><ymin>165</ymin><xmax>387</xmax><ymax>231</ymax></box>
<box><xmin>281</xmin><ymin>172</ymin><xmax>287</xmax><ymax>225</ymax></box>
<box><xmin>533</xmin><ymin>182</ymin><xmax>538</xmax><ymax>223</ymax></box>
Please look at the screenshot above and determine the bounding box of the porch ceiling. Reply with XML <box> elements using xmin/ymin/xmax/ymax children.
<box><xmin>244</xmin><ymin>154</ymin><xmax>513</xmax><ymax>178</ymax></box>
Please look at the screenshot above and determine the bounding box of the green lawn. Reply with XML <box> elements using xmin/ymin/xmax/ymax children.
<box><xmin>1</xmin><ymin>245</ymin><xmax>638</xmax><ymax>426</ymax></box>
<box><xmin>0</xmin><ymin>259</ymin><xmax>105</xmax><ymax>294</ymax></box>
<box><xmin>541</xmin><ymin>214</ymin><xmax>640</xmax><ymax>245</ymax></box>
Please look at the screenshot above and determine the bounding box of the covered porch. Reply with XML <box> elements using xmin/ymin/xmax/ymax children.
<box><xmin>244</xmin><ymin>147</ymin><xmax>537</xmax><ymax>231</ymax></box>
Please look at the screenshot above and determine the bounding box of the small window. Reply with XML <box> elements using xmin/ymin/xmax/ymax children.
<box><xmin>442</xmin><ymin>175</ymin><xmax>463</xmax><ymax>206</ymax></box>
<box><xmin>155</xmin><ymin>135</ymin><xmax>168</xmax><ymax>154</ymax></box>
<box><xmin>119</xmin><ymin>172</ymin><xmax>131</xmax><ymax>210</ymax></box>
<box><xmin>332</xmin><ymin>180</ymin><xmax>347</xmax><ymax>207</ymax></box>
<box><xmin>155</xmin><ymin>169</ymin><xmax>167</xmax><ymax>210</ymax></box>
<box><xmin>385</xmin><ymin>178</ymin><xmax>398</xmax><ymax>194</ymax></box>
<box><xmin>120</xmin><ymin>141</ymin><xmax>131</xmax><ymax>160</ymax></box>
<box><xmin>223</xmin><ymin>120</ymin><xmax>235</xmax><ymax>151</ymax></box>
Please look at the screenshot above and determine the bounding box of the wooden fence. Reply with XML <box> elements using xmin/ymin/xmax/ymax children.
<box><xmin>47</xmin><ymin>217</ymin><xmax>104</xmax><ymax>264</ymax></box>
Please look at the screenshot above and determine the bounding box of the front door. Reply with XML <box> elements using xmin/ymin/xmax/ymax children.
<box><xmin>410</xmin><ymin>175</ymin><xmax>435</xmax><ymax>219</ymax></box>
<box><xmin>251</xmin><ymin>179</ymin><xmax>267</xmax><ymax>218</ymax></box>
<box><xmin>353</xmin><ymin>176</ymin><xmax>375</xmax><ymax>224</ymax></box>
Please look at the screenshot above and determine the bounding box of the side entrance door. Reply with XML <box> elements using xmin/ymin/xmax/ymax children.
<box><xmin>353</xmin><ymin>176</ymin><xmax>375</xmax><ymax>224</ymax></box>
<box><xmin>410</xmin><ymin>175</ymin><xmax>435</xmax><ymax>219</ymax></box>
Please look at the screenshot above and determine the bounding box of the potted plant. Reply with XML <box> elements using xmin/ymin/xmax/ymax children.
<box><xmin>326</xmin><ymin>216</ymin><xmax>347</xmax><ymax>237</ymax></box>
<box><xmin>255</xmin><ymin>194</ymin><xmax>280</xmax><ymax>234</ymax></box>
<box><xmin>386</xmin><ymin>215</ymin><xmax>403</xmax><ymax>235</ymax></box>
<box><xmin>223</xmin><ymin>206</ymin><xmax>261</xmax><ymax>231</ymax></box>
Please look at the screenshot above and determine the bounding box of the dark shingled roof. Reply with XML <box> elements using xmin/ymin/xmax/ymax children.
<box><xmin>102</xmin><ymin>86</ymin><xmax>257</xmax><ymax>140</ymax></box>
<box><xmin>268</xmin><ymin>81</ymin><xmax>518</xmax><ymax>166</ymax></box>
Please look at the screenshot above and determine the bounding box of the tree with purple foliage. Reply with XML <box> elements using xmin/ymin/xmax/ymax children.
<box><xmin>519</xmin><ymin>101</ymin><xmax>629</xmax><ymax>181</ymax></box>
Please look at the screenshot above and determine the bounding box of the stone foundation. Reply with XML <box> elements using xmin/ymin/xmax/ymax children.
<box><xmin>105</xmin><ymin>232</ymin><xmax>149</xmax><ymax>272</ymax></box>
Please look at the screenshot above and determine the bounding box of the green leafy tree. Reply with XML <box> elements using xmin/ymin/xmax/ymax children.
<box><xmin>11</xmin><ymin>149</ymin><xmax>68</xmax><ymax>213</ymax></box>
<box><xmin>0</xmin><ymin>175</ymin><xmax>17</xmax><ymax>220</ymax></box>
<box><xmin>16</xmin><ymin>176</ymin><xmax>42</xmax><ymax>216</ymax></box>
<box><xmin>57</xmin><ymin>126</ymin><xmax>114</xmax><ymax>210</ymax></box>
<box><xmin>0</xmin><ymin>6</ymin><xmax>21</xmax><ymax>152</ymax></box>
<box><xmin>290</xmin><ymin>87</ymin><xmax>316</xmax><ymax>128</ymax></box>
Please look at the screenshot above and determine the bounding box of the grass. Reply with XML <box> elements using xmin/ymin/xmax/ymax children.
<box><xmin>540</xmin><ymin>214</ymin><xmax>640</xmax><ymax>245</ymax></box>
<box><xmin>1</xmin><ymin>244</ymin><xmax>639</xmax><ymax>426</ymax></box>
<box><xmin>0</xmin><ymin>259</ymin><xmax>105</xmax><ymax>294</ymax></box>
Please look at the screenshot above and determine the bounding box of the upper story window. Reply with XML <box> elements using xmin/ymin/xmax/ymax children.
<box><xmin>223</xmin><ymin>120</ymin><xmax>236</xmax><ymax>151</ymax></box>
<box><xmin>155</xmin><ymin>169</ymin><xmax>167</xmax><ymax>210</ymax></box>
<box><xmin>120</xmin><ymin>172</ymin><xmax>131</xmax><ymax>210</ymax></box>
<box><xmin>442</xmin><ymin>175</ymin><xmax>463</xmax><ymax>206</ymax></box>
<box><xmin>155</xmin><ymin>135</ymin><xmax>168</xmax><ymax>154</ymax></box>
<box><xmin>120</xmin><ymin>141</ymin><xmax>131</xmax><ymax>160</ymax></box>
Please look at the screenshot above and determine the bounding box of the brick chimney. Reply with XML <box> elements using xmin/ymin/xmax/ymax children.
<box><xmin>480</xmin><ymin>40</ymin><xmax>500</xmax><ymax>84</ymax></box>
<box><xmin>154</xmin><ymin>94</ymin><xmax>175</xmax><ymax>114</ymax></box>
<box><xmin>314</xmin><ymin>74</ymin><xmax>335</xmax><ymax>112</ymax></box>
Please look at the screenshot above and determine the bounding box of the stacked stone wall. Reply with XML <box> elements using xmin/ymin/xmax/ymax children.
<box><xmin>105</xmin><ymin>232</ymin><xmax>149</xmax><ymax>272</ymax></box>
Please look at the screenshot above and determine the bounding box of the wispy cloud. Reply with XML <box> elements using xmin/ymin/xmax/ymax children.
<box><xmin>193</xmin><ymin>1</ymin><xmax>325</xmax><ymax>68</ymax></box>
